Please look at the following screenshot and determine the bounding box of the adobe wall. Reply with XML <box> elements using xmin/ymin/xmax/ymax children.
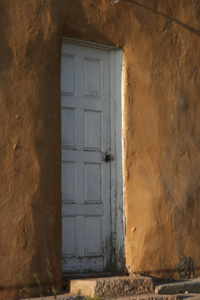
<box><xmin>1</xmin><ymin>0</ymin><xmax>200</xmax><ymax>298</ymax></box>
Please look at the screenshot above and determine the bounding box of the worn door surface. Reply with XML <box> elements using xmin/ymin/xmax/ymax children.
<box><xmin>61</xmin><ymin>42</ymin><xmax>111</xmax><ymax>273</ymax></box>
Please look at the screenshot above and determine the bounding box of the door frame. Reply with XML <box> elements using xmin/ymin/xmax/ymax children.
<box><xmin>62</xmin><ymin>37</ymin><xmax>125</xmax><ymax>272</ymax></box>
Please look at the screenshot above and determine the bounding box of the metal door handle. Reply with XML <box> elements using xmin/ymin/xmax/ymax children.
<box><xmin>104</xmin><ymin>153</ymin><xmax>113</xmax><ymax>162</ymax></box>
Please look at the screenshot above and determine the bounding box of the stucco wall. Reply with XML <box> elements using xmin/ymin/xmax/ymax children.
<box><xmin>1</xmin><ymin>0</ymin><xmax>200</xmax><ymax>298</ymax></box>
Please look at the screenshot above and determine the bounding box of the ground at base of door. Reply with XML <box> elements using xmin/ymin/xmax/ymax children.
<box><xmin>21</xmin><ymin>277</ymin><xmax>200</xmax><ymax>300</ymax></box>
<box><xmin>21</xmin><ymin>293</ymin><xmax>200</xmax><ymax>300</ymax></box>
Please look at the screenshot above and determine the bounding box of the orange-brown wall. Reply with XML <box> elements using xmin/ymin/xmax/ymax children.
<box><xmin>1</xmin><ymin>0</ymin><xmax>200</xmax><ymax>298</ymax></box>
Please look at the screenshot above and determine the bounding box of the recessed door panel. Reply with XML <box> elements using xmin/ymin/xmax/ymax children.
<box><xmin>85</xmin><ymin>163</ymin><xmax>101</xmax><ymax>203</ymax></box>
<box><xmin>84</xmin><ymin>58</ymin><xmax>101</xmax><ymax>98</ymax></box>
<box><xmin>62</xmin><ymin>217</ymin><xmax>76</xmax><ymax>256</ymax></box>
<box><xmin>61</xmin><ymin>162</ymin><xmax>76</xmax><ymax>202</ymax></box>
<box><xmin>84</xmin><ymin>110</ymin><xmax>101</xmax><ymax>150</ymax></box>
<box><xmin>85</xmin><ymin>217</ymin><xmax>102</xmax><ymax>256</ymax></box>
<box><xmin>61</xmin><ymin>108</ymin><xmax>75</xmax><ymax>148</ymax></box>
<box><xmin>61</xmin><ymin>55</ymin><xmax>75</xmax><ymax>95</ymax></box>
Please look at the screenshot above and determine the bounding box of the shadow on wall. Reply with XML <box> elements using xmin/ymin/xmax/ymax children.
<box><xmin>127</xmin><ymin>0</ymin><xmax>200</xmax><ymax>37</ymax></box>
<box><xmin>127</xmin><ymin>256</ymin><xmax>197</xmax><ymax>280</ymax></box>
<box><xmin>0</xmin><ymin>3</ymin><xmax>13</xmax><ymax>71</ymax></box>
<box><xmin>62</xmin><ymin>0</ymin><xmax>123</xmax><ymax>47</ymax></box>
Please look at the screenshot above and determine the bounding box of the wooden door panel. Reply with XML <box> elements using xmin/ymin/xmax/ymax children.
<box><xmin>62</xmin><ymin>217</ymin><xmax>76</xmax><ymax>256</ymax></box>
<box><xmin>61</xmin><ymin>55</ymin><xmax>75</xmax><ymax>95</ymax></box>
<box><xmin>84</xmin><ymin>58</ymin><xmax>101</xmax><ymax>98</ymax></box>
<box><xmin>84</xmin><ymin>110</ymin><xmax>101</xmax><ymax>150</ymax></box>
<box><xmin>61</xmin><ymin>162</ymin><xmax>76</xmax><ymax>202</ymax></box>
<box><xmin>84</xmin><ymin>217</ymin><xmax>102</xmax><ymax>255</ymax></box>
<box><xmin>85</xmin><ymin>163</ymin><xmax>101</xmax><ymax>203</ymax></box>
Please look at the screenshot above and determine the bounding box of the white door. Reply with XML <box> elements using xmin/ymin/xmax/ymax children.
<box><xmin>61</xmin><ymin>42</ymin><xmax>112</xmax><ymax>273</ymax></box>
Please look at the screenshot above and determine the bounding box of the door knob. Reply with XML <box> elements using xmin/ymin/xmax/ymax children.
<box><xmin>104</xmin><ymin>153</ymin><xmax>113</xmax><ymax>162</ymax></box>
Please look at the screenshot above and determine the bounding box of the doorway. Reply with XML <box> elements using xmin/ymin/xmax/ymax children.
<box><xmin>61</xmin><ymin>39</ymin><xmax>124</xmax><ymax>274</ymax></box>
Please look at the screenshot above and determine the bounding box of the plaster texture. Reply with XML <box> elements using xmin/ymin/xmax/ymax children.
<box><xmin>1</xmin><ymin>0</ymin><xmax>200</xmax><ymax>299</ymax></box>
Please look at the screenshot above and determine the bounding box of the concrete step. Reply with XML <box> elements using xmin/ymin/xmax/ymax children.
<box><xmin>155</xmin><ymin>278</ymin><xmax>200</xmax><ymax>294</ymax></box>
<box><xmin>70</xmin><ymin>276</ymin><xmax>154</xmax><ymax>297</ymax></box>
